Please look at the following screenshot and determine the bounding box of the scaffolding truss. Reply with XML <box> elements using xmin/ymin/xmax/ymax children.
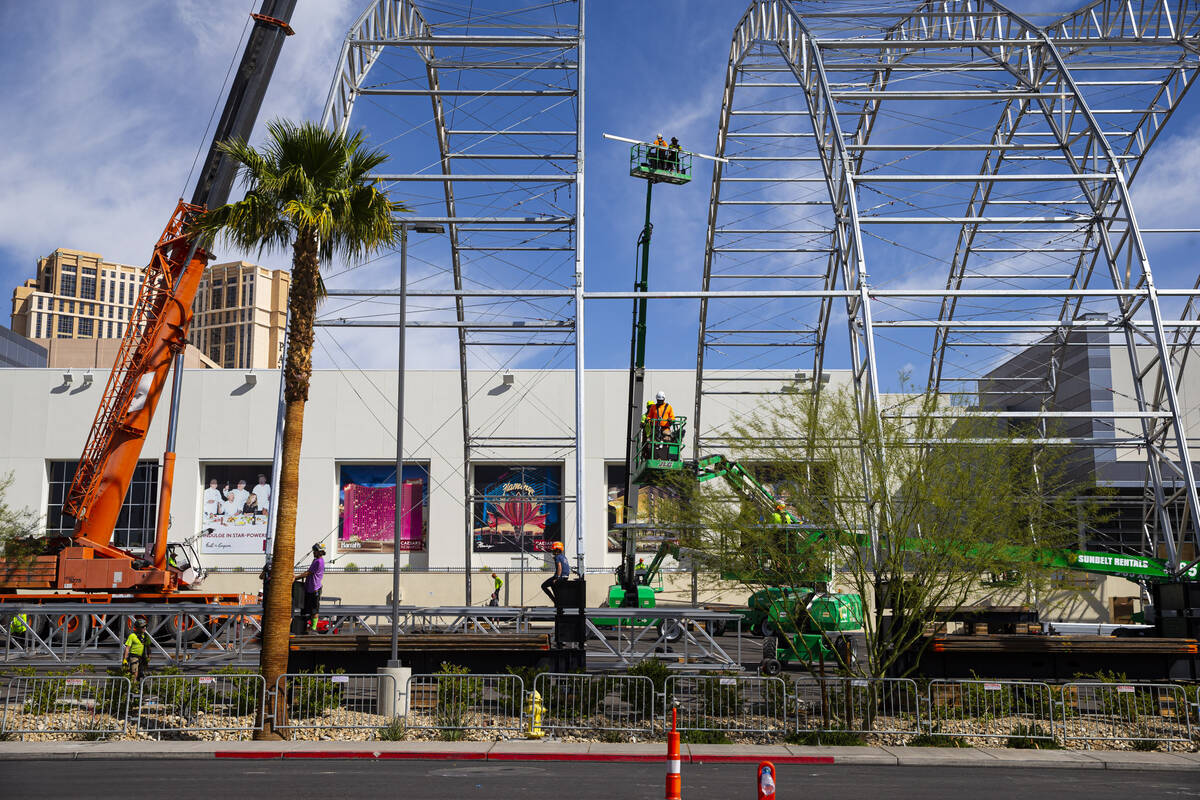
<box><xmin>318</xmin><ymin>0</ymin><xmax>584</xmax><ymax>599</ymax></box>
<box><xmin>695</xmin><ymin>0</ymin><xmax>1200</xmax><ymax>575</ymax></box>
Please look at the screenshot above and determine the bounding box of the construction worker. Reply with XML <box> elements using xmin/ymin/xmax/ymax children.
<box><xmin>642</xmin><ymin>399</ymin><xmax>657</xmax><ymax>456</ymax></box>
<box><xmin>122</xmin><ymin>618</ymin><xmax>150</xmax><ymax>684</ymax></box>
<box><xmin>771</xmin><ymin>503</ymin><xmax>786</xmax><ymax>525</ymax></box>
<box><xmin>298</xmin><ymin>543</ymin><xmax>326</xmax><ymax>632</ymax></box>
<box><xmin>541</xmin><ymin>541</ymin><xmax>571</xmax><ymax>606</ymax></box>
<box><xmin>635</xmin><ymin>557</ymin><xmax>647</xmax><ymax>584</ymax></box>
<box><xmin>7</xmin><ymin>612</ymin><xmax>28</xmax><ymax>640</ymax></box>
<box><xmin>647</xmin><ymin>391</ymin><xmax>675</xmax><ymax>458</ymax></box>
<box><xmin>490</xmin><ymin>572</ymin><xmax>503</xmax><ymax>607</ymax></box>
<box><xmin>667</xmin><ymin>136</ymin><xmax>682</xmax><ymax>172</ymax></box>
<box><xmin>651</xmin><ymin>134</ymin><xmax>667</xmax><ymax>169</ymax></box>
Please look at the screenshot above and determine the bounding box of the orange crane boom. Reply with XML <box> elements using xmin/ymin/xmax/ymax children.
<box><xmin>3</xmin><ymin>0</ymin><xmax>299</xmax><ymax>596</ymax></box>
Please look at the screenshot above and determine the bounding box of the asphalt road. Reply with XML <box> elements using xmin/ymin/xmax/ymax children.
<box><xmin>2</xmin><ymin>760</ymin><xmax>1197</xmax><ymax>799</ymax></box>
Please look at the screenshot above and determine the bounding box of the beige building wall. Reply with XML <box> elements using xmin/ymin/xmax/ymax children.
<box><xmin>192</xmin><ymin>261</ymin><xmax>289</xmax><ymax>369</ymax></box>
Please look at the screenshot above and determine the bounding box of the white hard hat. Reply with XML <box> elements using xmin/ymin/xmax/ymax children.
<box><xmin>656</xmin><ymin>391</ymin><xmax>666</xmax><ymax>402</ymax></box>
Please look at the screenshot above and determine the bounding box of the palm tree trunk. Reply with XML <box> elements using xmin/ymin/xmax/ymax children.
<box><xmin>257</xmin><ymin>227</ymin><xmax>320</xmax><ymax>739</ymax></box>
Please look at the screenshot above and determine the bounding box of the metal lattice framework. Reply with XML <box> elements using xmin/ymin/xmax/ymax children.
<box><xmin>695</xmin><ymin>0</ymin><xmax>1200</xmax><ymax>575</ymax></box>
<box><xmin>318</xmin><ymin>0</ymin><xmax>584</xmax><ymax>599</ymax></box>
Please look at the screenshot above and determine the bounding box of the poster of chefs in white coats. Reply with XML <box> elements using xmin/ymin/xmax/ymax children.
<box><xmin>200</xmin><ymin>463</ymin><xmax>272</xmax><ymax>554</ymax></box>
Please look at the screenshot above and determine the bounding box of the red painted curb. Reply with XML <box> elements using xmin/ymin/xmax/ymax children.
<box><xmin>280</xmin><ymin>751</ymin><xmax>487</xmax><ymax>760</ymax></box>
<box><xmin>215</xmin><ymin>750</ymin><xmax>836</xmax><ymax>765</ymax></box>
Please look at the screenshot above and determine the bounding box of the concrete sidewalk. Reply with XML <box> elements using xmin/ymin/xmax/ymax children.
<box><xmin>0</xmin><ymin>740</ymin><xmax>1197</xmax><ymax>770</ymax></box>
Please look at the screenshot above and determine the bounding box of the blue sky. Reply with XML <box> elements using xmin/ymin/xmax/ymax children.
<box><xmin>1</xmin><ymin>1</ymin><xmax>1197</xmax><ymax>382</ymax></box>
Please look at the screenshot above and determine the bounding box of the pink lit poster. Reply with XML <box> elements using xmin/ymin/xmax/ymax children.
<box><xmin>338</xmin><ymin>464</ymin><xmax>428</xmax><ymax>553</ymax></box>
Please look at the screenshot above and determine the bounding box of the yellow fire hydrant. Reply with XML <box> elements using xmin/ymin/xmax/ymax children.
<box><xmin>524</xmin><ymin>690</ymin><xmax>545</xmax><ymax>739</ymax></box>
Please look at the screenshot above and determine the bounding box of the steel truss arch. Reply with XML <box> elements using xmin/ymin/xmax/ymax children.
<box><xmin>319</xmin><ymin>1</ymin><xmax>585</xmax><ymax>599</ymax></box>
<box><xmin>696</xmin><ymin>0</ymin><xmax>1200</xmax><ymax>577</ymax></box>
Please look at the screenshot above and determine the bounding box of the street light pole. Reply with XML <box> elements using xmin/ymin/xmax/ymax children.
<box><xmin>390</xmin><ymin>221</ymin><xmax>443</xmax><ymax>668</ymax></box>
<box><xmin>390</xmin><ymin>225</ymin><xmax>408</xmax><ymax>668</ymax></box>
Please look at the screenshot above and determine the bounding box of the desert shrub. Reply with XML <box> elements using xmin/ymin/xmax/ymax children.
<box><xmin>1006</xmin><ymin>723</ymin><xmax>1061</xmax><ymax>749</ymax></box>
<box><xmin>287</xmin><ymin>666</ymin><xmax>345</xmax><ymax>717</ymax></box>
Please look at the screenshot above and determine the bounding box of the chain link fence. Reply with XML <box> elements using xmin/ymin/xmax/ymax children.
<box><xmin>794</xmin><ymin>677</ymin><xmax>922</xmax><ymax>739</ymax></box>
<box><xmin>1060</xmin><ymin>682</ymin><xmax>1194</xmax><ymax>750</ymax></box>
<box><xmin>1</xmin><ymin>674</ymin><xmax>131</xmax><ymax>740</ymax></box>
<box><xmin>135</xmin><ymin>673</ymin><xmax>265</xmax><ymax>739</ymax></box>
<box><xmin>532</xmin><ymin>673</ymin><xmax>656</xmax><ymax>736</ymax></box>
<box><xmin>926</xmin><ymin>679</ymin><xmax>1057</xmax><ymax>743</ymax></box>
<box><xmin>274</xmin><ymin>673</ymin><xmax>399</xmax><ymax>735</ymax></box>
<box><xmin>404</xmin><ymin>673</ymin><xmax>524</xmax><ymax>736</ymax></box>
<box><xmin>665</xmin><ymin>674</ymin><xmax>789</xmax><ymax>736</ymax></box>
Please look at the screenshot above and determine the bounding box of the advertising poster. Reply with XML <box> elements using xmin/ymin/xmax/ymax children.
<box><xmin>200</xmin><ymin>463</ymin><xmax>272</xmax><ymax>554</ymax></box>
<box><xmin>606</xmin><ymin>464</ymin><xmax>671</xmax><ymax>553</ymax></box>
<box><xmin>338</xmin><ymin>464</ymin><xmax>429</xmax><ymax>554</ymax></box>
<box><xmin>473</xmin><ymin>464</ymin><xmax>561</xmax><ymax>553</ymax></box>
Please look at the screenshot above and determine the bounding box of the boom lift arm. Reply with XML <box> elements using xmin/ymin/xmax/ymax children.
<box><xmin>56</xmin><ymin>1</ymin><xmax>297</xmax><ymax>593</ymax></box>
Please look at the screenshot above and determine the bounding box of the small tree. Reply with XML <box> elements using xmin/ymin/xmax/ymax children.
<box><xmin>663</xmin><ymin>385</ymin><xmax>1101</xmax><ymax>678</ymax></box>
<box><xmin>0</xmin><ymin>472</ymin><xmax>44</xmax><ymax>576</ymax></box>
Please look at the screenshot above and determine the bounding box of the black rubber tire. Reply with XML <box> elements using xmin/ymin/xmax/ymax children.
<box><xmin>165</xmin><ymin>613</ymin><xmax>210</xmax><ymax>644</ymax></box>
<box><xmin>760</xmin><ymin>658</ymin><xmax>782</xmax><ymax>677</ymax></box>
<box><xmin>658</xmin><ymin>619</ymin><xmax>684</xmax><ymax>643</ymax></box>
<box><xmin>48</xmin><ymin>611</ymin><xmax>89</xmax><ymax>645</ymax></box>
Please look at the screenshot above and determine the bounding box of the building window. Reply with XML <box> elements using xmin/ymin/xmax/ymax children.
<box><xmin>81</xmin><ymin>277</ymin><xmax>96</xmax><ymax>300</ymax></box>
<box><xmin>78</xmin><ymin>318</ymin><xmax>94</xmax><ymax>338</ymax></box>
<box><xmin>34</xmin><ymin>315</ymin><xmax>42</xmax><ymax>338</ymax></box>
<box><xmin>46</xmin><ymin>460</ymin><xmax>160</xmax><ymax>549</ymax></box>
<box><xmin>57</xmin><ymin>316</ymin><xmax>72</xmax><ymax>336</ymax></box>
<box><xmin>61</xmin><ymin>274</ymin><xmax>76</xmax><ymax>297</ymax></box>
<box><xmin>36</xmin><ymin>296</ymin><xmax>44</xmax><ymax>310</ymax></box>
<box><xmin>119</xmin><ymin>284</ymin><xmax>125</xmax><ymax>305</ymax></box>
<box><xmin>107</xmin><ymin>321</ymin><xmax>114</xmax><ymax>338</ymax></box>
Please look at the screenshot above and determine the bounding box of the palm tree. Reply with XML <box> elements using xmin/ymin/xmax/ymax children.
<box><xmin>191</xmin><ymin>119</ymin><xmax>404</xmax><ymax>738</ymax></box>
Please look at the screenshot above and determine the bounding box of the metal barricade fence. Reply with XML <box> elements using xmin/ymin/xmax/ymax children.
<box><xmin>532</xmin><ymin>673</ymin><xmax>656</xmax><ymax>736</ymax></box>
<box><xmin>274</xmin><ymin>673</ymin><xmax>399</xmax><ymax>734</ymax></box>
<box><xmin>1060</xmin><ymin>682</ymin><xmax>1193</xmax><ymax>750</ymax></box>
<box><xmin>794</xmin><ymin>677</ymin><xmax>922</xmax><ymax>739</ymax></box>
<box><xmin>1</xmin><ymin>675</ymin><xmax>131</xmax><ymax>739</ymax></box>
<box><xmin>665</xmin><ymin>674</ymin><xmax>789</xmax><ymax>735</ymax></box>
<box><xmin>404</xmin><ymin>673</ymin><xmax>524</xmax><ymax>736</ymax></box>
<box><xmin>135</xmin><ymin>673</ymin><xmax>265</xmax><ymax>738</ymax></box>
<box><xmin>926</xmin><ymin>679</ymin><xmax>1056</xmax><ymax>743</ymax></box>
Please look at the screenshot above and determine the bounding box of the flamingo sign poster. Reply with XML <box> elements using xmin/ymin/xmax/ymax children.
<box><xmin>472</xmin><ymin>464</ymin><xmax>562</xmax><ymax>552</ymax></box>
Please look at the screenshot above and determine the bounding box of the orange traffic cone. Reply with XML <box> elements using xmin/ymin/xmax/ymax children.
<box><xmin>666</xmin><ymin>706</ymin><xmax>681</xmax><ymax>800</ymax></box>
<box><xmin>757</xmin><ymin>760</ymin><xmax>776</xmax><ymax>800</ymax></box>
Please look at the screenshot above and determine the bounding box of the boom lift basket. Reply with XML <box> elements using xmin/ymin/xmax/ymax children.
<box><xmin>629</xmin><ymin>143</ymin><xmax>692</xmax><ymax>185</ymax></box>
<box><xmin>633</xmin><ymin>417</ymin><xmax>687</xmax><ymax>483</ymax></box>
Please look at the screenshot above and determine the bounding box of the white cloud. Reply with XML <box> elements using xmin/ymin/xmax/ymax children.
<box><xmin>0</xmin><ymin>1</ymin><xmax>358</xmax><ymax>274</ymax></box>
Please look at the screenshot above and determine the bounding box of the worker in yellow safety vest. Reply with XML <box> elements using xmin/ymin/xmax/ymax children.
<box><xmin>8</xmin><ymin>613</ymin><xmax>28</xmax><ymax>637</ymax></box>
<box><xmin>490</xmin><ymin>572</ymin><xmax>503</xmax><ymax>606</ymax></box>
<box><xmin>122</xmin><ymin>618</ymin><xmax>150</xmax><ymax>683</ymax></box>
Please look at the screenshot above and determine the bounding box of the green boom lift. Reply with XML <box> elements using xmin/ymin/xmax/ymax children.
<box><xmin>606</xmin><ymin>140</ymin><xmax>692</xmax><ymax>615</ymax></box>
